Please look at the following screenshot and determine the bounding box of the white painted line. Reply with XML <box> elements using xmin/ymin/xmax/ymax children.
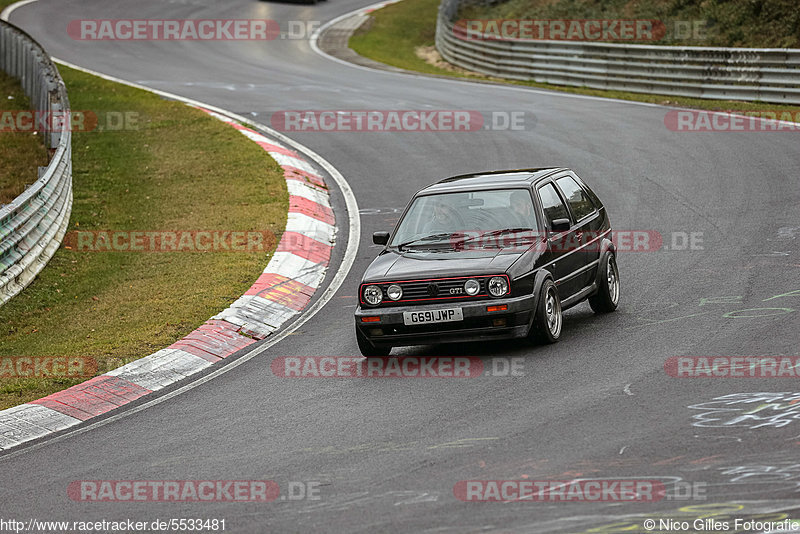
<box><xmin>1</xmin><ymin>0</ymin><xmax>339</xmax><ymax>453</ymax></box>
<box><xmin>309</xmin><ymin>0</ymin><xmax>800</xmax><ymax>122</ymax></box>
<box><xmin>0</xmin><ymin>8</ymin><xmax>359</xmax><ymax>459</ymax></box>
<box><xmin>308</xmin><ymin>0</ymin><xmax>662</xmax><ymax>109</ymax></box>
<box><xmin>199</xmin><ymin>109</ymin><xmax>241</xmax><ymax>125</ymax></box>
<box><xmin>0</xmin><ymin>0</ymin><xmax>38</xmax><ymax>21</ymax></box>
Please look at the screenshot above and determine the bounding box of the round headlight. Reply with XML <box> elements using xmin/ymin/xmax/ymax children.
<box><xmin>363</xmin><ymin>285</ymin><xmax>383</xmax><ymax>305</ymax></box>
<box><xmin>487</xmin><ymin>276</ymin><xmax>509</xmax><ymax>297</ymax></box>
<box><xmin>386</xmin><ymin>284</ymin><xmax>403</xmax><ymax>301</ymax></box>
<box><xmin>464</xmin><ymin>278</ymin><xmax>480</xmax><ymax>296</ymax></box>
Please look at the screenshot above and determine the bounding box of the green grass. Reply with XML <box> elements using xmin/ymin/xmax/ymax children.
<box><xmin>460</xmin><ymin>0</ymin><xmax>800</xmax><ymax>48</ymax></box>
<box><xmin>0</xmin><ymin>65</ymin><xmax>287</xmax><ymax>409</ymax></box>
<box><xmin>349</xmin><ymin>0</ymin><xmax>800</xmax><ymax>116</ymax></box>
<box><xmin>350</xmin><ymin>0</ymin><xmax>444</xmax><ymax>75</ymax></box>
<box><xmin>0</xmin><ymin>70</ymin><xmax>49</xmax><ymax>204</ymax></box>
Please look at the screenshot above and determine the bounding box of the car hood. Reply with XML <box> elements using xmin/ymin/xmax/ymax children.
<box><xmin>362</xmin><ymin>248</ymin><xmax>525</xmax><ymax>282</ymax></box>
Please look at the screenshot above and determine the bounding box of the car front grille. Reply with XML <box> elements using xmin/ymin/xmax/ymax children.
<box><xmin>360</xmin><ymin>275</ymin><xmax>509</xmax><ymax>307</ymax></box>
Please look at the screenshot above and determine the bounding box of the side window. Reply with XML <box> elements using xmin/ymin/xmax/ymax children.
<box><xmin>555</xmin><ymin>176</ymin><xmax>596</xmax><ymax>221</ymax></box>
<box><xmin>537</xmin><ymin>183</ymin><xmax>570</xmax><ymax>228</ymax></box>
<box><xmin>571</xmin><ymin>173</ymin><xmax>603</xmax><ymax>210</ymax></box>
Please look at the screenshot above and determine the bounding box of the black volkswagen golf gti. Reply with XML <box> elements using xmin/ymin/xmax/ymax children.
<box><xmin>354</xmin><ymin>168</ymin><xmax>620</xmax><ymax>356</ymax></box>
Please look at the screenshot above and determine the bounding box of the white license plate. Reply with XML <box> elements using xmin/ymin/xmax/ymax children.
<box><xmin>403</xmin><ymin>308</ymin><xmax>463</xmax><ymax>325</ymax></box>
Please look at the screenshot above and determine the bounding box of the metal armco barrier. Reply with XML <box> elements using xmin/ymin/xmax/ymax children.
<box><xmin>0</xmin><ymin>20</ymin><xmax>72</xmax><ymax>306</ymax></box>
<box><xmin>435</xmin><ymin>0</ymin><xmax>800</xmax><ymax>104</ymax></box>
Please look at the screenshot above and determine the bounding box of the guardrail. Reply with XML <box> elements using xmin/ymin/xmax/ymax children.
<box><xmin>435</xmin><ymin>0</ymin><xmax>800</xmax><ymax>104</ymax></box>
<box><xmin>0</xmin><ymin>20</ymin><xmax>72</xmax><ymax>306</ymax></box>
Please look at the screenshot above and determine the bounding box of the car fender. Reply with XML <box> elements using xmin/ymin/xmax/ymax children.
<box><xmin>593</xmin><ymin>238</ymin><xmax>616</xmax><ymax>287</ymax></box>
<box><xmin>527</xmin><ymin>269</ymin><xmax>555</xmax><ymax>331</ymax></box>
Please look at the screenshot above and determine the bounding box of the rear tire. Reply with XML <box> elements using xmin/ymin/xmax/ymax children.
<box><xmin>530</xmin><ymin>278</ymin><xmax>562</xmax><ymax>344</ymax></box>
<box><xmin>589</xmin><ymin>252</ymin><xmax>620</xmax><ymax>314</ymax></box>
<box><xmin>356</xmin><ymin>328</ymin><xmax>391</xmax><ymax>357</ymax></box>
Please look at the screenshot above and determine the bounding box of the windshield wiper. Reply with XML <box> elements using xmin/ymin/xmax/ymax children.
<box><xmin>396</xmin><ymin>233</ymin><xmax>453</xmax><ymax>251</ymax></box>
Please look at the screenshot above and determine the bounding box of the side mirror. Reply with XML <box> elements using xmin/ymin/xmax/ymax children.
<box><xmin>373</xmin><ymin>231</ymin><xmax>390</xmax><ymax>245</ymax></box>
<box><xmin>550</xmin><ymin>218</ymin><xmax>571</xmax><ymax>233</ymax></box>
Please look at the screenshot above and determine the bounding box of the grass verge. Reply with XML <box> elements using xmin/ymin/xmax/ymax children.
<box><xmin>0</xmin><ymin>64</ymin><xmax>287</xmax><ymax>410</ymax></box>
<box><xmin>459</xmin><ymin>0</ymin><xmax>800</xmax><ymax>48</ymax></box>
<box><xmin>349</xmin><ymin>0</ymin><xmax>800</xmax><ymax>116</ymax></box>
<box><xmin>0</xmin><ymin>70</ymin><xmax>49</xmax><ymax>204</ymax></box>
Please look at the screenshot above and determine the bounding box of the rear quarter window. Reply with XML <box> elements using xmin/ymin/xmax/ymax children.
<box><xmin>555</xmin><ymin>176</ymin><xmax>596</xmax><ymax>221</ymax></box>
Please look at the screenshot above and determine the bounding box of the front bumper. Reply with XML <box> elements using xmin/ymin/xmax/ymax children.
<box><xmin>355</xmin><ymin>293</ymin><xmax>536</xmax><ymax>347</ymax></box>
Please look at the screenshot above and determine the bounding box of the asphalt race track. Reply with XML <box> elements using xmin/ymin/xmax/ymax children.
<box><xmin>3</xmin><ymin>0</ymin><xmax>800</xmax><ymax>532</ymax></box>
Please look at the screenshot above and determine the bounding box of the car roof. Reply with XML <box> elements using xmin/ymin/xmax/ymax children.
<box><xmin>418</xmin><ymin>168</ymin><xmax>567</xmax><ymax>195</ymax></box>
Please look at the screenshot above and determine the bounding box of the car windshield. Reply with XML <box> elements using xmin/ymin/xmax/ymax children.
<box><xmin>390</xmin><ymin>189</ymin><xmax>540</xmax><ymax>250</ymax></box>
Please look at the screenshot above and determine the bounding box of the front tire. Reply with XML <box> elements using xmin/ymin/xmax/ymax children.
<box><xmin>356</xmin><ymin>328</ymin><xmax>391</xmax><ymax>357</ymax></box>
<box><xmin>531</xmin><ymin>278</ymin><xmax>562</xmax><ymax>344</ymax></box>
<box><xmin>589</xmin><ymin>252</ymin><xmax>620</xmax><ymax>314</ymax></box>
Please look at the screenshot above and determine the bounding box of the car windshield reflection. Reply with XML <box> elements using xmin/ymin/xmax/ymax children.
<box><xmin>390</xmin><ymin>189</ymin><xmax>539</xmax><ymax>251</ymax></box>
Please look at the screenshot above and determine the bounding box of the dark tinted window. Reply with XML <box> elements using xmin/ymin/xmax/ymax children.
<box><xmin>556</xmin><ymin>176</ymin><xmax>595</xmax><ymax>221</ymax></box>
<box><xmin>572</xmin><ymin>173</ymin><xmax>603</xmax><ymax>209</ymax></box>
<box><xmin>537</xmin><ymin>183</ymin><xmax>570</xmax><ymax>227</ymax></box>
